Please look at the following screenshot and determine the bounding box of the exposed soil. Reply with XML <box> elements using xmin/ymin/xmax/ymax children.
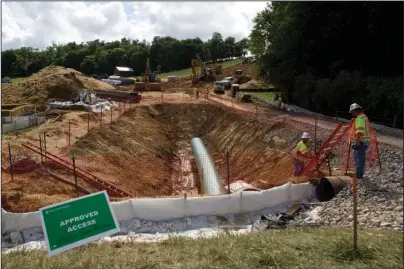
<box><xmin>2</xmin><ymin>98</ymin><xmax>308</xmax><ymax>212</ymax></box>
<box><xmin>2</xmin><ymin>65</ymin><xmax>114</xmax><ymax>109</ymax></box>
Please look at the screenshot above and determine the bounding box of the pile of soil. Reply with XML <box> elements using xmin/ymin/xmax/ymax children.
<box><xmin>239</xmin><ymin>79</ymin><xmax>275</xmax><ymax>91</ymax></box>
<box><xmin>2</xmin><ymin>66</ymin><xmax>114</xmax><ymax>110</ymax></box>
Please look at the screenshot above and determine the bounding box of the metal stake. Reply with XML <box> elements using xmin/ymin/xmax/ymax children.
<box><xmin>39</xmin><ymin>135</ymin><xmax>44</xmax><ymax>165</ymax></box>
<box><xmin>68</xmin><ymin>119</ymin><xmax>71</xmax><ymax>146</ymax></box>
<box><xmin>43</xmin><ymin>133</ymin><xmax>47</xmax><ymax>152</ymax></box>
<box><xmin>8</xmin><ymin>143</ymin><xmax>14</xmax><ymax>182</ymax></box>
<box><xmin>72</xmin><ymin>154</ymin><xmax>79</xmax><ymax>197</ymax></box>
<box><xmin>345</xmin><ymin>140</ymin><xmax>352</xmax><ymax>175</ymax></box>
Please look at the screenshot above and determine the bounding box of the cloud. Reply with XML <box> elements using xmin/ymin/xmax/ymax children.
<box><xmin>1</xmin><ymin>1</ymin><xmax>267</xmax><ymax>50</ymax></box>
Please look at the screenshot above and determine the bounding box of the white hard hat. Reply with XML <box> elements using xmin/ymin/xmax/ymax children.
<box><xmin>301</xmin><ymin>132</ymin><xmax>310</xmax><ymax>139</ymax></box>
<box><xmin>349</xmin><ymin>103</ymin><xmax>362</xmax><ymax>113</ymax></box>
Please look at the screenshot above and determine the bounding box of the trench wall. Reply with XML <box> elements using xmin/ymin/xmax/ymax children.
<box><xmin>2</xmin><ymin>182</ymin><xmax>316</xmax><ymax>234</ymax></box>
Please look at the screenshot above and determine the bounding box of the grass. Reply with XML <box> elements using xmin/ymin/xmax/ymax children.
<box><xmin>156</xmin><ymin>58</ymin><xmax>242</xmax><ymax>79</ymax></box>
<box><xmin>249</xmin><ymin>91</ymin><xmax>280</xmax><ymax>101</ymax></box>
<box><xmin>2</xmin><ymin>228</ymin><xmax>403</xmax><ymax>269</ymax></box>
<box><xmin>2</xmin><ymin>77</ymin><xmax>25</xmax><ymax>88</ymax></box>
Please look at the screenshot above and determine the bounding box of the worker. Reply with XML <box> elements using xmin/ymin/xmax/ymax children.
<box><xmin>349</xmin><ymin>103</ymin><xmax>371</xmax><ymax>181</ymax></box>
<box><xmin>291</xmin><ymin>132</ymin><xmax>314</xmax><ymax>176</ymax></box>
<box><xmin>205</xmin><ymin>89</ymin><xmax>209</xmax><ymax>99</ymax></box>
<box><xmin>278</xmin><ymin>94</ymin><xmax>282</xmax><ymax>109</ymax></box>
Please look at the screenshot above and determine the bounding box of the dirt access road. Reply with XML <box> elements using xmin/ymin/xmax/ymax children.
<box><xmin>209</xmin><ymin>94</ymin><xmax>403</xmax><ymax>149</ymax></box>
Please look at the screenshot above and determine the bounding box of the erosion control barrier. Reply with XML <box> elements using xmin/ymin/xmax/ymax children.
<box><xmin>191</xmin><ymin>137</ymin><xmax>224</xmax><ymax>195</ymax></box>
<box><xmin>1</xmin><ymin>182</ymin><xmax>316</xmax><ymax>234</ymax></box>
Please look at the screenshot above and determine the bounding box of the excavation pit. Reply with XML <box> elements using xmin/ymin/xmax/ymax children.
<box><xmin>2</xmin><ymin>103</ymin><xmax>315</xmax><ymax>212</ymax></box>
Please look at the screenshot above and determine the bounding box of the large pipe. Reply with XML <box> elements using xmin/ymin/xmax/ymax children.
<box><xmin>191</xmin><ymin>138</ymin><xmax>224</xmax><ymax>196</ymax></box>
<box><xmin>315</xmin><ymin>176</ymin><xmax>352</xmax><ymax>202</ymax></box>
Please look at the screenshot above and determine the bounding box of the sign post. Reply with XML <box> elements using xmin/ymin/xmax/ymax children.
<box><xmin>40</xmin><ymin>191</ymin><xmax>120</xmax><ymax>256</ymax></box>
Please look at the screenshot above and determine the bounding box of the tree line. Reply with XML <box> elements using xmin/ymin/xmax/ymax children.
<box><xmin>249</xmin><ymin>2</ymin><xmax>403</xmax><ymax>128</ymax></box>
<box><xmin>1</xmin><ymin>32</ymin><xmax>248</xmax><ymax>77</ymax></box>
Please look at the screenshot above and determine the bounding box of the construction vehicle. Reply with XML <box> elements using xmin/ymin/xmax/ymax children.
<box><xmin>207</xmin><ymin>48</ymin><xmax>222</xmax><ymax>75</ymax></box>
<box><xmin>213</xmin><ymin>81</ymin><xmax>225</xmax><ymax>94</ymax></box>
<box><xmin>196</xmin><ymin>54</ymin><xmax>215</xmax><ymax>82</ymax></box>
<box><xmin>234</xmin><ymin>69</ymin><xmax>252</xmax><ymax>84</ymax></box>
<box><xmin>135</xmin><ymin>58</ymin><xmax>162</xmax><ymax>91</ymax></box>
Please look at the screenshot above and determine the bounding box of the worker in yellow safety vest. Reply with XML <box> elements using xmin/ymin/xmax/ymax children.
<box><xmin>291</xmin><ymin>132</ymin><xmax>314</xmax><ymax>176</ymax></box>
<box><xmin>349</xmin><ymin>103</ymin><xmax>371</xmax><ymax>180</ymax></box>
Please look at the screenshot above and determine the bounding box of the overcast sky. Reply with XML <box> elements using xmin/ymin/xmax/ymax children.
<box><xmin>2</xmin><ymin>1</ymin><xmax>268</xmax><ymax>50</ymax></box>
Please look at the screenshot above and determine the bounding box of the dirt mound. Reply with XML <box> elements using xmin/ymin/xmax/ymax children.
<box><xmin>239</xmin><ymin>79</ymin><xmax>275</xmax><ymax>90</ymax></box>
<box><xmin>1</xmin><ymin>170</ymin><xmax>77</xmax><ymax>212</ymax></box>
<box><xmin>2</xmin><ymin>66</ymin><xmax>114</xmax><ymax>109</ymax></box>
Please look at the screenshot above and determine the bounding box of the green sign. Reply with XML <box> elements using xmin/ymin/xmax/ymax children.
<box><xmin>40</xmin><ymin>191</ymin><xmax>120</xmax><ymax>256</ymax></box>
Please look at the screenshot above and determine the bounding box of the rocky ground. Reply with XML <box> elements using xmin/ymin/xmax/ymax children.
<box><xmin>297</xmin><ymin>144</ymin><xmax>403</xmax><ymax>231</ymax></box>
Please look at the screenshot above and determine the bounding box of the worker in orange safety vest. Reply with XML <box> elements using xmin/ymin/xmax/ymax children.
<box><xmin>349</xmin><ymin>103</ymin><xmax>372</xmax><ymax>180</ymax></box>
<box><xmin>291</xmin><ymin>132</ymin><xmax>314</xmax><ymax>176</ymax></box>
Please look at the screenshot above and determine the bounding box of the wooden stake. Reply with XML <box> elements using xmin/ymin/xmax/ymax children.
<box><xmin>87</xmin><ymin>113</ymin><xmax>90</xmax><ymax>133</ymax></box>
<box><xmin>100</xmin><ymin>107</ymin><xmax>103</xmax><ymax>126</ymax></box>
<box><xmin>110</xmin><ymin>108</ymin><xmax>113</xmax><ymax>124</ymax></box>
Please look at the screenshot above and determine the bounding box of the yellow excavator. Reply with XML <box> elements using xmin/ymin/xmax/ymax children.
<box><xmin>196</xmin><ymin>54</ymin><xmax>215</xmax><ymax>81</ymax></box>
<box><xmin>135</xmin><ymin>58</ymin><xmax>162</xmax><ymax>91</ymax></box>
<box><xmin>207</xmin><ymin>48</ymin><xmax>222</xmax><ymax>75</ymax></box>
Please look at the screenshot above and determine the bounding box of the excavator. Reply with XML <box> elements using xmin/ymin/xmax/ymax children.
<box><xmin>196</xmin><ymin>54</ymin><xmax>215</xmax><ymax>82</ymax></box>
<box><xmin>135</xmin><ymin>58</ymin><xmax>162</xmax><ymax>91</ymax></box>
<box><xmin>206</xmin><ymin>48</ymin><xmax>222</xmax><ymax>75</ymax></box>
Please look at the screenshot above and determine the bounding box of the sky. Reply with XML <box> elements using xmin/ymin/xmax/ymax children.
<box><xmin>2</xmin><ymin>1</ymin><xmax>268</xmax><ymax>50</ymax></box>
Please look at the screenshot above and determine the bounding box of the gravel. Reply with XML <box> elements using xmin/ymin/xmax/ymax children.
<box><xmin>297</xmin><ymin>144</ymin><xmax>403</xmax><ymax>231</ymax></box>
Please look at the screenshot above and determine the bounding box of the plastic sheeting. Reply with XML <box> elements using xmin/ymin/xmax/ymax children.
<box><xmin>1</xmin><ymin>183</ymin><xmax>316</xmax><ymax>235</ymax></box>
<box><xmin>49</xmin><ymin>100</ymin><xmax>118</xmax><ymax>113</ymax></box>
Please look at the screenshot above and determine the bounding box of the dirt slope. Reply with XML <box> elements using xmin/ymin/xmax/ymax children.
<box><xmin>2</xmin><ymin>66</ymin><xmax>114</xmax><ymax>109</ymax></box>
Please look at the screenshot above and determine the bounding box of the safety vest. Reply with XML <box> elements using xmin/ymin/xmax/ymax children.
<box><xmin>293</xmin><ymin>141</ymin><xmax>309</xmax><ymax>156</ymax></box>
<box><xmin>350</xmin><ymin>113</ymin><xmax>371</xmax><ymax>142</ymax></box>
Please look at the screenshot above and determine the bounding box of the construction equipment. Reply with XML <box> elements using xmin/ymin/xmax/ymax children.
<box><xmin>298</xmin><ymin>120</ymin><xmax>354</xmax><ymax>176</ymax></box>
<box><xmin>213</xmin><ymin>81</ymin><xmax>225</xmax><ymax>94</ymax></box>
<box><xmin>196</xmin><ymin>54</ymin><xmax>215</xmax><ymax>82</ymax></box>
<box><xmin>206</xmin><ymin>48</ymin><xmax>222</xmax><ymax>75</ymax></box>
<box><xmin>234</xmin><ymin>69</ymin><xmax>252</xmax><ymax>84</ymax></box>
<box><xmin>139</xmin><ymin>58</ymin><xmax>162</xmax><ymax>91</ymax></box>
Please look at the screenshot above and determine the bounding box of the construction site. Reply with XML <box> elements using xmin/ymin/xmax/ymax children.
<box><xmin>1</xmin><ymin>58</ymin><xmax>403</xmax><ymax>251</ymax></box>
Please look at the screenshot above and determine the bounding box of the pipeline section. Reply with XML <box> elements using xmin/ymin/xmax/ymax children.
<box><xmin>191</xmin><ymin>138</ymin><xmax>224</xmax><ymax>196</ymax></box>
